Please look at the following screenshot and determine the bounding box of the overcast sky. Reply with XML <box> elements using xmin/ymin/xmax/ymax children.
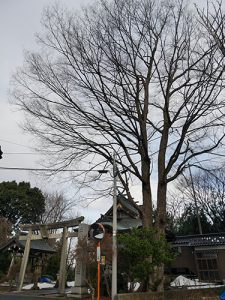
<box><xmin>0</xmin><ymin>0</ymin><xmax>108</xmax><ymax>223</ymax></box>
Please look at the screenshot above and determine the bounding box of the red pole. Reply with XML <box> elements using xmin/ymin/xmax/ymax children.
<box><xmin>97</xmin><ymin>241</ymin><xmax>101</xmax><ymax>300</ymax></box>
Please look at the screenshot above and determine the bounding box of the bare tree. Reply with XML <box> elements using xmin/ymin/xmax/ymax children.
<box><xmin>196</xmin><ymin>1</ymin><xmax>225</xmax><ymax>56</ymax></box>
<box><xmin>12</xmin><ymin>0</ymin><xmax>225</xmax><ymax>236</ymax></box>
<box><xmin>170</xmin><ymin>167</ymin><xmax>225</xmax><ymax>233</ymax></box>
<box><xmin>41</xmin><ymin>192</ymin><xmax>73</xmax><ymax>224</ymax></box>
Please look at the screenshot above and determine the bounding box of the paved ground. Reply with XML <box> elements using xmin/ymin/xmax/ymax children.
<box><xmin>0</xmin><ymin>283</ymin><xmax>111</xmax><ymax>300</ymax></box>
<box><xmin>0</xmin><ymin>294</ymin><xmax>110</xmax><ymax>300</ymax></box>
<box><xmin>0</xmin><ymin>295</ymin><xmax>58</xmax><ymax>300</ymax></box>
<box><xmin>0</xmin><ymin>287</ymin><xmax>111</xmax><ymax>300</ymax></box>
<box><xmin>0</xmin><ymin>288</ymin><xmax>65</xmax><ymax>300</ymax></box>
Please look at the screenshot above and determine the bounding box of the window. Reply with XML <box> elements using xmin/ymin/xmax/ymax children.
<box><xmin>196</xmin><ymin>251</ymin><xmax>219</xmax><ymax>281</ymax></box>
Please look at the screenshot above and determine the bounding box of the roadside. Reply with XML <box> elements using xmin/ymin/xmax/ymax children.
<box><xmin>0</xmin><ymin>285</ymin><xmax>110</xmax><ymax>300</ymax></box>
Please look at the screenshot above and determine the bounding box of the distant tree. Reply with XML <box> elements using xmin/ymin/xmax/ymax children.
<box><xmin>0</xmin><ymin>181</ymin><xmax>45</xmax><ymax>228</ymax></box>
<box><xmin>41</xmin><ymin>192</ymin><xmax>73</xmax><ymax>224</ymax></box>
<box><xmin>169</xmin><ymin>167</ymin><xmax>225</xmax><ymax>234</ymax></box>
<box><xmin>174</xmin><ymin>204</ymin><xmax>212</xmax><ymax>235</ymax></box>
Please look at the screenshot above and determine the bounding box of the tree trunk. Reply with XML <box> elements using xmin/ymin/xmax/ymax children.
<box><xmin>154</xmin><ymin>114</ymin><xmax>169</xmax><ymax>291</ymax></box>
<box><xmin>156</xmin><ymin>182</ymin><xmax>167</xmax><ymax>234</ymax></box>
<box><xmin>141</xmin><ymin>150</ymin><xmax>153</xmax><ymax>228</ymax></box>
<box><xmin>142</xmin><ymin>179</ymin><xmax>153</xmax><ymax>228</ymax></box>
<box><xmin>139</xmin><ymin>106</ymin><xmax>153</xmax><ymax>229</ymax></box>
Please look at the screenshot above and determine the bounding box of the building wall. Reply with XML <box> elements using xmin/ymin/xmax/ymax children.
<box><xmin>171</xmin><ymin>246</ymin><xmax>225</xmax><ymax>282</ymax></box>
<box><xmin>217</xmin><ymin>249</ymin><xmax>225</xmax><ymax>281</ymax></box>
<box><xmin>170</xmin><ymin>246</ymin><xmax>197</xmax><ymax>276</ymax></box>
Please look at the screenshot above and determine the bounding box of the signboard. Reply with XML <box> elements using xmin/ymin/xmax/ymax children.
<box><xmin>100</xmin><ymin>256</ymin><xmax>106</xmax><ymax>265</ymax></box>
<box><xmin>97</xmin><ymin>243</ymin><xmax>101</xmax><ymax>261</ymax></box>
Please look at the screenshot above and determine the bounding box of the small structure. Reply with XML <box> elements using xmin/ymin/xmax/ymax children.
<box><xmin>96</xmin><ymin>193</ymin><xmax>142</xmax><ymax>232</ymax></box>
<box><xmin>18</xmin><ymin>217</ymin><xmax>84</xmax><ymax>294</ymax></box>
<box><xmin>0</xmin><ymin>217</ymin><xmax>85</xmax><ymax>295</ymax></box>
<box><xmin>171</xmin><ymin>232</ymin><xmax>225</xmax><ymax>282</ymax></box>
<box><xmin>0</xmin><ymin>236</ymin><xmax>56</xmax><ymax>256</ymax></box>
<box><xmin>0</xmin><ymin>236</ymin><xmax>56</xmax><ymax>287</ymax></box>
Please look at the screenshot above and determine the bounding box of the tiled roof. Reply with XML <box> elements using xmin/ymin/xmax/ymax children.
<box><xmin>98</xmin><ymin>193</ymin><xmax>140</xmax><ymax>221</ymax></box>
<box><xmin>118</xmin><ymin>194</ymin><xmax>140</xmax><ymax>217</ymax></box>
<box><xmin>96</xmin><ymin>193</ymin><xmax>142</xmax><ymax>231</ymax></box>
<box><xmin>0</xmin><ymin>237</ymin><xmax>56</xmax><ymax>254</ymax></box>
<box><xmin>173</xmin><ymin>232</ymin><xmax>225</xmax><ymax>247</ymax></box>
<box><xmin>100</xmin><ymin>217</ymin><xmax>142</xmax><ymax>231</ymax></box>
<box><xmin>20</xmin><ymin>239</ymin><xmax>56</xmax><ymax>253</ymax></box>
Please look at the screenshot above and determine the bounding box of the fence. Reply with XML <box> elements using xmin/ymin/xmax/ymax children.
<box><xmin>115</xmin><ymin>287</ymin><xmax>222</xmax><ymax>300</ymax></box>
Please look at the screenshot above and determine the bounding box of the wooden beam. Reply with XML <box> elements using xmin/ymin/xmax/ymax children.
<box><xmin>19</xmin><ymin>232</ymin><xmax>78</xmax><ymax>241</ymax></box>
<box><xmin>58</xmin><ymin>226</ymin><xmax>68</xmax><ymax>295</ymax></box>
<box><xmin>20</xmin><ymin>216</ymin><xmax>84</xmax><ymax>231</ymax></box>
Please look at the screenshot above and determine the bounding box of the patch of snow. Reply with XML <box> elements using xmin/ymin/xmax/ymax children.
<box><xmin>170</xmin><ymin>275</ymin><xmax>196</xmax><ymax>287</ymax></box>
<box><xmin>23</xmin><ymin>281</ymin><xmax>75</xmax><ymax>290</ymax></box>
<box><xmin>170</xmin><ymin>275</ymin><xmax>223</xmax><ymax>290</ymax></box>
<box><xmin>188</xmin><ymin>284</ymin><xmax>224</xmax><ymax>290</ymax></box>
<box><xmin>67</xmin><ymin>281</ymin><xmax>74</xmax><ymax>287</ymax></box>
<box><xmin>22</xmin><ymin>282</ymin><xmax>55</xmax><ymax>290</ymax></box>
<box><xmin>128</xmin><ymin>282</ymin><xmax>140</xmax><ymax>291</ymax></box>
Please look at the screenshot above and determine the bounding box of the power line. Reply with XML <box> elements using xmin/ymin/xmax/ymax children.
<box><xmin>4</xmin><ymin>153</ymin><xmax>38</xmax><ymax>155</ymax></box>
<box><xmin>0</xmin><ymin>138</ymin><xmax>32</xmax><ymax>149</ymax></box>
<box><xmin>0</xmin><ymin>166</ymin><xmax>104</xmax><ymax>172</ymax></box>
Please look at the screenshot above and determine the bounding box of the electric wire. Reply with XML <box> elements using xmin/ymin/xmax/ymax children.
<box><xmin>0</xmin><ymin>138</ymin><xmax>32</xmax><ymax>149</ymax></box>
<box><xmin>4</xmin><ymin>153</ymin><xmax>38</xmax><ymax>155</ymax></box>
<box><xmin>0</xmin><ymin>166</ymin><xmax>106</xmax><ymax>172</ymax></box>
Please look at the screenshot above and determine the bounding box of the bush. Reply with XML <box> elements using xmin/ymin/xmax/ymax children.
<box><xmin>118</xmin><ymin>228</ymin><xmax>174</xmax><ymax>291</ymax></box>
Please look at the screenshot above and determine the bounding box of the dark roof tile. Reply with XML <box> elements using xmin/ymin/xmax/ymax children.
<box><xmin>173</xmin><ymin>232</ymin><xmax>225</xmax><ymax>247</ymax></box>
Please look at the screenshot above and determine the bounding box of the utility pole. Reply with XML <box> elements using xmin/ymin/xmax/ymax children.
<box><xmin>112</xmin><ymin>152</ymin><xmax>117</xmax><ymax>300</ymax></box>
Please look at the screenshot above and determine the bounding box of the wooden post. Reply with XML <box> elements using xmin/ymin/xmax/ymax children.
<box><xmin>18</xmin><ymin>228</ymin><xmax>32</xmax><ymax>291</ymax></box>
<box><xmin>58</xmin><ymin>226</ymin><xmax>68</xmax><ymax>295</ymax></box>
<box><xmin>7</xmin><ymin>253</ymin><xmax>15</xmax><ymax>278</ymax></box>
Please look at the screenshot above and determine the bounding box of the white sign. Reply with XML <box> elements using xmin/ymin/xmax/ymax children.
<box><xmin>97</xmin><ymin>245</ymin><xmax>101</xmax><ymax>261</ymax></box>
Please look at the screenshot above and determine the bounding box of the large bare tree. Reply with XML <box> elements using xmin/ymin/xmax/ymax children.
<box><xmin>12</xmin><ymin>0</ymin><xmax>225</xmax><ymax>233</ymax></box>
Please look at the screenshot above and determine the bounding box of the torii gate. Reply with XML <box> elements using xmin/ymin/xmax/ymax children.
<box><xmin>18</xmin><ymin>217</ymin><xmax>86</xmax><ymax>295</ymax></box>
